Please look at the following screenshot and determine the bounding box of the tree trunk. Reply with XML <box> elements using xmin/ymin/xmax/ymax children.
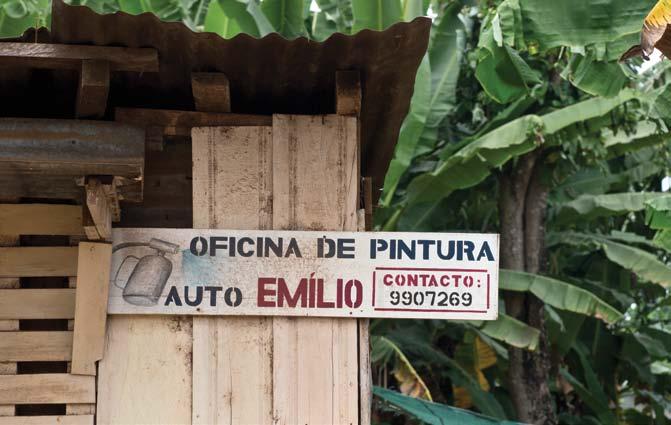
<box><xmin>498</xmin><ymin>152</ymin><xmax>557</xmax><ymax>425</ymax></box>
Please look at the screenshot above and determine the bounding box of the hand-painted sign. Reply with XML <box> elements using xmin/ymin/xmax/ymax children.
<box><xmin>108</xmin><ymin>229</ymin><xmax>499</xmax><ymax>320</ymax></box>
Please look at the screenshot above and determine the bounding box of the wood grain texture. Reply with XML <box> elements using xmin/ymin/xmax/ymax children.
<box><xmin>71</xmin><ymin>242</ymin><xmax>112</xmax><ymax>375</ymax></box>
<box><xmin>0</xmin><ymin>415</ymin><xmax>93</xmax><ymax>425</ymax></box>
<box><xmin>192</xmin><ymin>73</ymin><xmax>231</xmax><ymax>113</ymax></box>
<box><xmin>0</xmin><ymin>288</ymin><xmax>75</xmax><ymax>319</ymax></box>
<box><xmin>0</xmin><ymin>234</ymin><xmax>18</xmax><ymax>418</ymax></box>
<box><xmin>97</xmin><ymin>316</ymin><xmax>193</xmax><ymax>425</ymax></box>
<box><xmin>114</xmin><ymin>108</ymin><xmax>271</xmax><ymax>140</ymax></box>
<box><xmin>85</xmin><ymin>180</ymin><xmax>112</xmax><ymax>241</ymax></box>
<box><xmin>0</xmin><ymin>374</ymin><xmax>95</xmax><ymax>404</ymax></box>
<box><xmin>272</xmin><ymin>114</ymin><xmax>359</xmax><ymax>424</ymax></box>
<box><xmin>192</xmin><ymin>126</ymin><xmax>274</xmax><ymax>425</ymax></box>
<box><xmin>0</xmin><ymin>42</ymin><xmax>158</xmax><ymax>72</ymax></box>
<box><xmin>0</xmin><ymin>204</ymin><xmax>84</xmax><ymax>236</ymax></box>
<box><xmin>76</xmin><ymin>59</ymin><xmax>110</xmax><ymax>119</ymax></box>
<box><xmin>335</xmin><ymin>70</ymin><xmax>362</xmax><ymax>116</ymax></box>
<box><xmin>0</xmin><ymin>247</ymin><xmax>78</xmax><ymax>277</ymax></box>
<box><xmin>0</xmin><ymin>331</ymin><xmax>73</xmax><ymax>362</ymax></box>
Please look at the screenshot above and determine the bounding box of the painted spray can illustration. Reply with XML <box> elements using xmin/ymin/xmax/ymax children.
<box><xmin>113</xmin><ymin>238</ymin><xmax>180</xmax><ymax>306</ymax></box>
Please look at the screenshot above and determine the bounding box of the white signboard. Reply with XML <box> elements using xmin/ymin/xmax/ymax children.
<box><xmin>108</xmin><ymin>229</ymin><xmax>499</xmax><ymax>320</ymax></box>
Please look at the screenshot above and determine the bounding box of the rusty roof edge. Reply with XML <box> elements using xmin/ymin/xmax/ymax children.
<box><xmin>51</xmin><ymin>0</ymin><xmax>430</xmax><ymax>48</ymax></box>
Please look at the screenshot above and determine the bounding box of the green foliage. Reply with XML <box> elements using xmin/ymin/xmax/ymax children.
<box><xmin>374</xmin><ymin>386</ymin><xmax>522</xmax><ymax>425</ymax></box>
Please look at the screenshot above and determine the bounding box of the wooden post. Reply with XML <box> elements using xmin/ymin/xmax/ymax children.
<box><xmin>76</xmin><ymin>60</ymin><xmax>110</xmax><ymax>119</ymax></box>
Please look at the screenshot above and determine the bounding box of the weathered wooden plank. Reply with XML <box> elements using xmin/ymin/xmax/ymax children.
<box><xmin>192</xmin><ymin>73</ymin><xmax>231</xmax><ymax>113</ymax></box>
<box><xmin>0</xmin><ymin>233</ymin><xmax>18</xmax><ymax>417</ymax></box>
<box><xmin>0</xmin><ymin>247</ymin><xmax>78</xmax><ymax>277</ymax></box>
<box><xmin>192</xmin><ymin>126</ymin><xmax>273</xmax><ymax>425</ymax></box>
<box><xmin>97</xmin><ymin>316</ymin><xmax>193</xmax><ymax>424</ymax></box>
<box><xmin>0</xmin><ymin>204</ymin><xmax>84</xmax><ymax>236</ymax></box>
<box><xmin>71</xmin><ymin>242</ymin><xmax>112</xmax><ymax>375</ymax></box>
<box><xmin>272</xmin><ymin>114</ymin><xmax>359</xmax><ymax>424</ymax></box>
<box><xmin>335</xmin><ymin>70</ymin><xmax>362</xmax><ymax>116</ymax></box>
<box><xmin>0</xmin><ymin>288</ymin><xmax>76</xmax><ymax>319</ymax></box>
<box><xmin>0</xmin><ymin>331</ymin><xmax>73</xmax><ymax>362</ymax></box>
<box><xmin>76</xmin><ymin>59</ymin><xmax>110</xmax><ymax>119</ymax></box>
<box><xmin>0</xmin><ymin>374</ymin><xmax>95</xmax><ymax>404</ymax></box>
<box><xmin>0</xmin><ymin>415</ymin><xmax>93</xmax><ymax>425</ymax></box>
<box><xmin>85</xmin><ymin>180</ymin><xmax>112</xmax><ymax>241</ymax></box>
<box><xmin>0</xmin><ymin>42</ymin><xmax>158</xmax><ymax>72</ymax></box>
<box><xmin>115</xmin><ymin>108</ymin><xmax>271</xmax><ymax>138</ymax></box>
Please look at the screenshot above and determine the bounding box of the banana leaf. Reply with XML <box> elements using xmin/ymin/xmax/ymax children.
<box><xmin>563</xmin><ymin>51</ymin><xmax>627</xmax><ymax>98</ymax></box>
<box><xmin>554</xmin><ymin>192</ymin><xmax>667</xmax><ymax>223</ymax></box>
<box><xmin>371</xmin><ymin>335</ymin><xmax>433</xmax><ymax>401</ymax></box>
<box><xmin>500</xmin><ymin>270</ymin><xmax>622</xmax><ymax>324</ymax></box>
<box><xmin>468</xmin><ymin>313</ymin><xmax>540</xmax><ymax>350</ymax></box>
<box><xmin>517</xmin><ymin>0</ymin><xmax>653</xmax><ymax>58</ymax></box>
<box><xmin>403</xmin><ymin>91</ymin><xmax>637</xmax><ymax>226</ymax></box>
<box><xmin>261</xmin><ymin>0</ymin><xmax>306</xmax><ymax>38</ymax></box>
<box><xmin>645</xmin><ymin>195</ymin><xmax>671</xmax><ymax>229</ymax></box>
<box><xmin>374</xmin><ymin>386</ymin><xmax>522</xmax><ymax>425</ymax></box>
<box><xmin>208</xmin><ymin>0</ymin><xmax>275</xmax><ymax>38</ymax></box>
<box><xmin>560</xmin><ymin>369</ymin><xmax>616</xmax><ymax>424</ymax></box>
<box><xmin>548</xmin><ymin>232</ymin><xmax>671</xmax><ymax>287</ymax></box>
<box><xmin>351</xmin><ymin>0</ymin><xmax>402</xmax><ymax>32</ymax></box>
<box><xmin>387</xmin><ymin>333</ymin><xmax>507</xmax><ymax>419</ymax></box>
<box><xmin>382</xmin><ymin>1</ymin><xmax>465</xmax><ymax>205</ymax></box>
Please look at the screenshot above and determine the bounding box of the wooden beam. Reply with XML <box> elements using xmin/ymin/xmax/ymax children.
<box><xmin>0</xmin><ymin>42</ymin><xmax>158</xmax><ymax>72</ymax></box>
<box><xmin>0</xmin><ymin>247</ymin><xmax>78</xmax><ymax>277</ymax></box>
<box><xmin>0</xmin><ymin>204</ymin><xmax>84</xmax><ymax>236</ymax></box>
<box><xmin>192</xmin><ymin>73</ymin><xmax>231</xmax><ymax>113</ymax></box>
<box><xmin>0</xmin><ymin>331</ymin><xmax>73</xmax><ymax>362</ymax></box>
<box><xmin>85</xmin><ymin>180</ymin><xmax>112</xmax><ymax>241</ymax></box>
<box><xmin>76</xmin><ymin>60</ymin><xmax>110</xmax><ymax>119</ymax></box>
<box><xmin>0</xmin><ymin>416</ymin><xmax>93</xmax><ymax>425</ymax></box>
<box><xmin>0</xmin><ymin>118</ymin><xmax>145</xmax><ymax>202</ymax></box>
<box><xmin>0</xmin><ymin>289</ymin><xmax>76</xmax><ymax>319</ymax></box>
<box><xmin>115</xmin><ymin>108</ymin><xmax>271</xmax><ymax>138</ymax></box>
<box><xmin>71</xmin><ymin>242</ymin><xmax>112</xmax><ymax>375</ymax></box>
<box><xmin>0</xmin><ymin>374</ymin><xmax>95</xmax><ymax>404</ymax></box>
<box><xmin>0</xmin><ymin>416</ymin><xmax>92</xmax><ymax>425</ymax></box>
<box><xmin>335</xmin><ymin>70</ymin><xmax>362</xmax><ymax>116</ymax></box>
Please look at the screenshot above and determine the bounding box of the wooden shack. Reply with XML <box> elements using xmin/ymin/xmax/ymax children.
<box><xmin>0</xmin><ymin>1</ymin><xmax>429</xmax><ymax>423</ymax></box>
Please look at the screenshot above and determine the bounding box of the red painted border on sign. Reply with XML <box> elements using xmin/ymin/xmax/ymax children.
<box><xmin>375</xmin><ymin>266</ymin><xmax>488</xmax><ymax>272</ymax></box>
<box><xmin>373</xmin><ymin>308</ymin><xmax>489</xmax><ymax>313</ymax></box>
<box><xmin>372</xmin><ymin>267</ymin><xmax>492</xmax><ymax>315</ymax></box>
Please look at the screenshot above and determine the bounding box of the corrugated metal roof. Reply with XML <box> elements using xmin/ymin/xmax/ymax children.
<box><xmin>46</xmin><ymin>0</ymin><xmax>430</xmax><ymax>200</ymax></box>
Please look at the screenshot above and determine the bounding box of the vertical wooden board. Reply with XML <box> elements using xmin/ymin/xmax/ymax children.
<box><xmin>191</xmin><ymin>126</ymin><xmax>274</xmax><ymax>425</ymax></box>
<box><xmin>71</xmin><ymin>242</ymin><xmax>112</xmax><ymax>375</ymax></box>
<box><xmin>97</xmin><ymin>316</ymin><xmax>192</xmax><ymax>425</ymax></box>
<box><xmin>271</xmin><ymin>114</ymin><xmax>359</xmax><ymax>424</ymax></box>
